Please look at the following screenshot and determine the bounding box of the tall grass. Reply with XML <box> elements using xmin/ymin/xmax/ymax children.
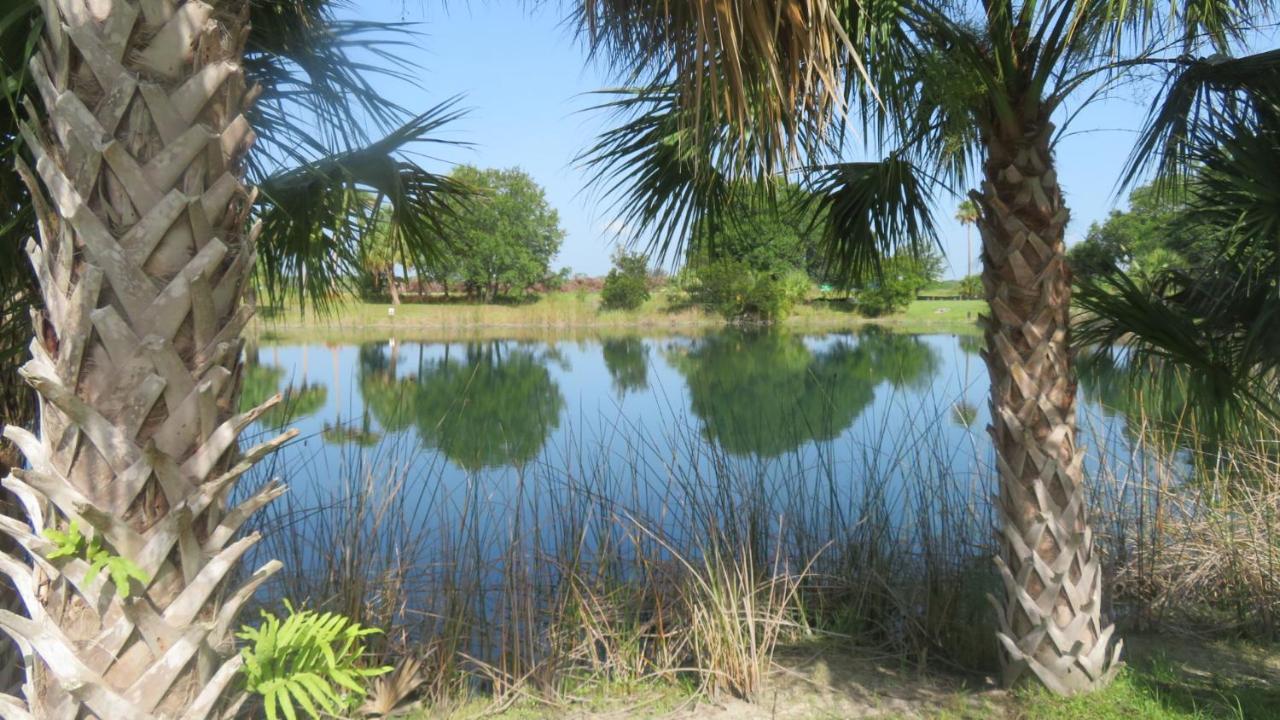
<box><xmin>237</xmin><ymin>392</ymin><xmax>1280</xmax><ymax>713</ymax></box>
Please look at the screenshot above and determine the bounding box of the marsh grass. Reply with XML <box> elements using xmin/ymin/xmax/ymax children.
<box><xmin>238</xmin><ymin>389</ymin><xmax>1280</xmax><ymax>715</ymax></box>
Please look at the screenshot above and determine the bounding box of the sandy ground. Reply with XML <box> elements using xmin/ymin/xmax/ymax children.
<box><xmin>475</xmin><ymin>634</ymin><xmax>1280</xmax><ymax>719</ymax></box>
<box><xmin>662</xmin><ymin>646</ymin><xmax>1007</xmax><ymax>719</ymax></box>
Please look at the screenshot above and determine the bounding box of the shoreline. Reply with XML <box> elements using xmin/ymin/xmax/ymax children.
<box><xmin>250</xmin><ymin>294</ymin><xmax>986</xmax><ymax>343</ymax></box>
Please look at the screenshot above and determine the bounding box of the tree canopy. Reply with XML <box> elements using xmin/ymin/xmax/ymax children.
<box><xmin>437</xmin><ymin>166</ymin><xmax>566</xmax><ymax>301</ymax></box>
<box><xmin>1067</xmin><ymin>184</ymin><xmax>1212</xmax><ymax>280</ymax></box>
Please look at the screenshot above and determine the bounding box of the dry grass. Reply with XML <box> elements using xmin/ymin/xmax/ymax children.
<box><xmin>1101</xmin><ymin>423</ymin><xmax>1280</xmax><ymax>636</ymax></box>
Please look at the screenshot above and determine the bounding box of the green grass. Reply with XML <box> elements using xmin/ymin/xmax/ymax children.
<box><xmin>1008</xmin><ymin>640</ymin><xmax>1280</xmax><ymax>720</ymax></box>
<box><xmin>252</xmin><ymin>291</ymin><xmax>983</xmax><ymax>344</ymax></box>
<box><xmin>1014</xmin><ymin>671</ymin><xmax>1233</xmax><ymax>720</ymax></box>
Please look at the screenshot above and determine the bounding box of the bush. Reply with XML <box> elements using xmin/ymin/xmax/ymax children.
<box><xmin>600</xmin><ymin>252</ymin><xmax>651</xmax><ymax>311</ymax></box>
<box><xmin>853</xmin><ymin>254</ymin><xmax>931</xmax><ymax>317</ymax></box>
<box><xmin>855</xmin><ymin>276</ymin><xmax>916</xmax><ymax>317</ymax></box>
<box><xmin>686</xmin><ymin>258</ymin><xmax>810</xmax><ymax>322</ymax></box>
<box><xmin>958</xmin><ymin>274</ymin><xmax>983</xmax><ymax>299</ymax></box>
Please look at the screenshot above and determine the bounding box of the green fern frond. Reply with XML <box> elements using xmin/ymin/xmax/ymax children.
<box><xmin>42</xmin><ymin>520</ymin><xmax>148</xmax><ymax>598</ymax></box>
<box><xmin>238</xmin><ymin>602</ymin><xmax>391</xmax><ymax>720</ymax></box>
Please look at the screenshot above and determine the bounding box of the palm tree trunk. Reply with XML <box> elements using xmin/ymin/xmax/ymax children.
<box><xmin>387</xmin><ymin>269</ymin><xmax>401</xmax><ymax>305</ymax></box>
<box><xmin>976</xmin><ymin>116</ymin><xmax>1121</xmax><ymax>694</ymax></box>
<box><xmin>0</xmin><ymin>1</ymin><xmax>290</xmax><ymax>717</ymax></box>
<box><xmin>966</xmin><ymin>223</ymin><xmax>972</xmax><ymax>279</ymax></box>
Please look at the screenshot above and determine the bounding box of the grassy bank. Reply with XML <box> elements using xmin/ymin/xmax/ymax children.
<box><xmin>251</xmin><ymin>290</ymin><xmax>985</xmax><ymax>343</ymax></box>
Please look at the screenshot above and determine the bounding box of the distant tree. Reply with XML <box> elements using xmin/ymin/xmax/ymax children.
<box><xmin>545</xmin><ymin>267</ymin><xmax>573</xmax><ymax>292</ymax></box>
<box><xmin>442</xmin><ymin>166</ymin><xmax>566</xmax><ymax>301</ymax></box>
<box><xmin>955</xmin><ymin>200</ymin><xmax>981</xmax><ymax>279</ymax></box>
<box><xmin>1068</xmin><ymin>183</ymin><xmax>1209</xmax><ymax>280</ymax></box>
<box><xmin>363</xmin><ymin>204</ymin><xmax>403</xmax><ymax>305</ymax></box>
<box><xmin>958</xmin><ymin>274</ymin><xmax>983</xmax><ymax>300</ymax></box>
<box><xmin>692</xmin><ymin>184</ymin><xmax>823</xmax><ymax>278</ymax></box>
<box><xmin>680</xmin><ymin>186</ymin><xmax>818</xmax><ymax>321</ymax></box>
<box><xmin>601</xmin><ymin>251</ymin><xmax>652</xmax><ymax>310</ymax></box>
<box><xmin>421</xmin><ymin>251</ymin><xmax>463</xmax><ymax>299</ymax></box>
<box><xmin>911</xmin><ymin>248</ymin><xmax>946</xmax><ymax>290</ymax></box>
<box><xmin>684</xmin><ymin>258</ymin><xmax>811</xmax><ymax>322</ymax></box>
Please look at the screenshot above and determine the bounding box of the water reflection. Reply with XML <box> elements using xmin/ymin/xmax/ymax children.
<box><xmin>1077</xmin><ymin>352</ymin><xmax>1204</xmax><ymax>451</ymax></box>
<box><xmin>667</xmin><ymin>328</ymin><xmax>941</xmax><ymax>457</ymax></box>
<box><xmin>240</xmin><ymin>358</ymin><xmax>328</xmax><ymax>430</ymax></box>
<box><xmin>957</xmin><ymin>334</ymin><xmax>983</xmax><ymax>356</ymax></box>
<box><xmin>358</xmin><ymin>341</ymin><xmax>565</xmax><ymax>470</ymax></box>
<box><xmin>601</xmin><ymin>338</ymin><xmax>649</xmax><ymax>396</ymax></box>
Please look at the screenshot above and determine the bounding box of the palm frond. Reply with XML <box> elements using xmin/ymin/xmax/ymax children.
<box><xmin>1119</xmin><ymin>48</ymin><xmax>1280</xmax><ymax>190</ymax></box>
<box><xmin>244</xmin><ymin>3</ymin><xmax>422</xmax><ymax>175</ymax></box>
<box><xmin>1184</xmin><ymin>102</ymin><xmax>1280</xmax><ymax>242</ymax></box>
<box><xmin>576</xmin><ymin>0</ymin><xmax>861</xmax><ymax>173</ymax></box>
<box><xmin>0</xmin><ymin>0</ymin><xmax>41</xmax><ymax>428</ymax></box>
<box><xmin>578</xmin><ymin>87</ymin><xmax>738</xmax><ymax>264</ymax></box>
<box><xmin>255</xmin><ymin>100</ymin><xmax>473</xmax><ymax>310</ymax></box>
<box><xmin>802</xmin><ymin>155</ymin><xmax>940</xmax><ymax>288</ymax></box>
<box><xmin>1074</xmin><ymin>270</ymin><xmax>1277</xmax><ymax>435</ymax></box>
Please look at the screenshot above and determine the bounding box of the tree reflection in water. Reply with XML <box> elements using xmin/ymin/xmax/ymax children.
<box><xmin>359</xmin><ymin>340</ymin><xmax>565</xmax><ymax>470</ymax></box>
<box><xmin>668</xmin><ymin>328</ymin><xmax>940</xmax><ymax>457</ymax></box>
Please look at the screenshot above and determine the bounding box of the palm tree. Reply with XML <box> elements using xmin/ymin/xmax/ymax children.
<box><xmin>0</xmin><ymin>0</ymin><xmax>467</xmax><ymax>715</ymax></box>
<box><xmin>955</xmin><ymin>199</ymin><xmax>980</xmax><ymax>280</ymax></box>
<box><xmin>580</xmin><ymin>0</ymin><xmax>1269</xmax><ymax>694</ymax></box>
<box><xmin>1075</xmin><ymin>49</ymin><xmax>1280</xmax><ymax>429</ymax></box>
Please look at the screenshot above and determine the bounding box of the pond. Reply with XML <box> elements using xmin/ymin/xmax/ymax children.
<box><xmin>240</xmin><ymin>327</ymin><xmax>1148</xmax><ymax>533</ymax></box>
<box><xmin>237</xmin><ymin>326</ymin><xmax>1162</xmax><ymax>668</ymax></box>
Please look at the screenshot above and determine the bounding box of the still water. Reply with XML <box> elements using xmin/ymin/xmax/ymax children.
<box><xmin>241</xmin><ymin>327</ymin><xmax>1140</xmax><ymax>501</ymax></box>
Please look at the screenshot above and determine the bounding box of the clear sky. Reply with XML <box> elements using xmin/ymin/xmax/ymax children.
<box><xmin>339</xmin><ymin>1</ymin><xmax>1274</xmax><ymax>279</ymax></box>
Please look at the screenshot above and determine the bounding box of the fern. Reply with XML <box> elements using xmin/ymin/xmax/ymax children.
<box><xmin>43</xmin><ymin>519</ymin><xmax>148</xmax><ymax>598</ymax></box>
<box><xmin>237</xmin><ymin>601</ymin><xmax>391</xmax><ymax>720</ymax></box>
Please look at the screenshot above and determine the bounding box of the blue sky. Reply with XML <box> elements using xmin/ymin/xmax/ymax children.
<box><xmin>339</xmin><ymin>2</ymin><xmax>1273</xmax><ymax>278</ymax></box>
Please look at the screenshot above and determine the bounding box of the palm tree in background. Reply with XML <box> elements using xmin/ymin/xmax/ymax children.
<box><xmin>580</xmin><ymin>0</ymin><xmax>1272</xmax><ymax>694</ymax></box>
<box><xmin>955</xmin><ymin>199</ymin><xmax>980</xmax><ymax>280</ymax></box>
<box><xmin>0</xmin><ymin>0</ymin><xmax>468</xmax><ymax>715</ymax></box>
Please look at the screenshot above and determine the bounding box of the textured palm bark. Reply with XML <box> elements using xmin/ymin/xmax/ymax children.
<box><xmin>975</xmin><ymin>114</ymin><xmax>1122</xmax><ymax>694</ymax></box>
<box><xmin>0</xmin><ymin>1</ymin><xmax>292</xmax><ymax>717</ymax></box>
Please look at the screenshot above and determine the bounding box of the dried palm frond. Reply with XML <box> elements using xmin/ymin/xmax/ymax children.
<box><xmin>361</xmin><ymin>654</ymin><xmax>430</xmax><ymax>718</ymax></box>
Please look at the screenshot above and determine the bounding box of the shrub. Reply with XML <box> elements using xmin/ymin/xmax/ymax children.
<box><xmin>854</xmin><ymin>277</ymin><xmax>916</xmax><ymax>317</ymax></box>
<box><xmin>853</xmin><ymin>254</ymin><xmax>930</xmax><ymax>317</ymax></box>
<box><xmin>687</xmin><ymin>258</ymin><xmax>809</xmax><ymax>322</ymax></box>
<box><xmin>958</xmin><ymin>274</ymin><xmax>983</xmax><ymax>299</ymax></box>
<box><xmin>600</xmin><ymin>252</ymin><xmax>651</xmax><ymax>311</ymax></box>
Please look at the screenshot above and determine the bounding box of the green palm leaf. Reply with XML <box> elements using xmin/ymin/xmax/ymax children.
<box><xmin>255</xmin><ymin>99</ymin><xmax>473</xmax><ymax>311</ymax></box>
<box><xmin>802</xmin><ymin>155</ymin><xmax>941</xmax><ymax>288</ymax></box>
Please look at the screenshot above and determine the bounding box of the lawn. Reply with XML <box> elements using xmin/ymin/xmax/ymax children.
<box><xmin>252</xmin><ymin>291</ymin><xmax>984</xmax><ymax>343</ymax></box>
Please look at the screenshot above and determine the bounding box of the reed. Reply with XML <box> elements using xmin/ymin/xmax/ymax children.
<box><xmin>236</xmin><ymin>390</ymin><xmax>1280</xmax><ymax>715</ymax></box>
